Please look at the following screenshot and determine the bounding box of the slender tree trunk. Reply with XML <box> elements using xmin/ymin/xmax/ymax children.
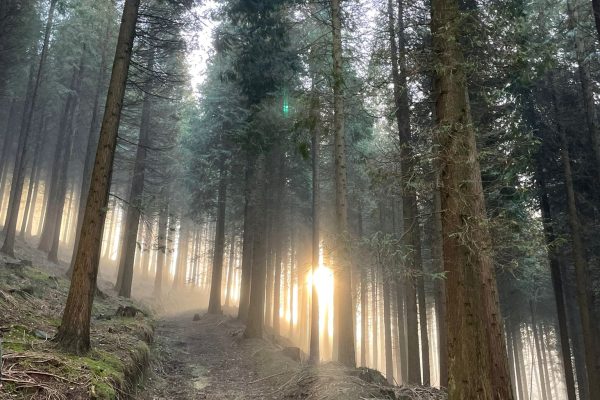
<box><xmin>388</xmin><ymin>0</ymin><xmax>425</xmax><ymax>382</ymax></box>
<box><xmin>173</xmin><ymin>221</ymin><xmax>189</xmax><ymax>289</ymax></box>
<box><xmin>530</xmin><ymin>302</ymin><xmax>548</xmax><ymax>400</ymax></box>
<box><xmin>536</xmin><ymin>161</ymin><xmax>577</xmax><ymax>400</ymax></box>
<box><xmin>244</xmin><ymin>154</ymin><xmax>267</xmax><ymax>338</ymax></box>
<box><xmin>225</xmin><ymin>235</ymin><xmax>235</xmax><ymax>307</ymax></box>
<box><xmin>552</xmin><ymin>78</ymin><xmax>600</xmax><ymax>399</ymax></box>
<box><xmin>1</xmin><ymin>0</ymin><xmax>57</xmax><ymax>257</ymax></box>
<box><xmin>330</xmin><ymin>0</ymin><xmax>355</xmax><ymax>368</ymax></box>
<box><xmin>154</xmin><ymin>207</ymin><xmax>168</xmax><ymax>297</ymax></box>
<box><xmin>309</xmin><ymin>101</ymin><xmax>320</xmax><ymax>363</ymax></box>
<box><xmin>115</xmin><ymin>49</ymin><xmax>154</xmax><ymax>297</ymax></box>
<box><xmin>19</xmin><ymin>115</ymin><xmax>45</xmax><ymax>238</ymax></box>
<box><xmin>48</xmin><ymin>52</ymin><xmax>87</xmax><ymax>263</ymax></box>
<box><xmin>371</xmin><ymin>265</ymin><xmax>379</xmax><ymax>369</ymax></box>
<box><xmin>208</xmin><ymin>157</ymin><xmax>228</xmax><ymax>314</ymax></box>
<box><xmin>383</xmin><ymin>266</ymin><xmax>394</xmax><ymax>384</ymax></box>
<box><xmin>41</xmin><ymin>52</ymin><xmax>86</xmax><ymax>255</ymax></box>
<box><xmin>432</xmin><ymin>184</ymin><xmax>448</xmax><ymax>387</ymax></box>
<box><xmin>69</xmin><ymin>21</ymin><xmax>111</xmax><ymax>275</ymax></box>
<box><xmin>55</xmin><ymin>0</ymin><xmax>140</xmax><ymax>354</ymax></box>
<box><xmin>431</xmin><ymin>0</ymin><xmax>513</xmax><ymax>397</ymax></box>
<box><xmin>237</xmin><ymin>153</ymin><xmax>255</xmax><ymax>321</ymax></box>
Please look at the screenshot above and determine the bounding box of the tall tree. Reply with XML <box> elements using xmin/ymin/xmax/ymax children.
<box><xmin>431</xmin><ymin>0</ymin><xmax>514</xmax><ymax>398</ymax></box>
<box><xmin>55</xmin><ymin>0</ymin><xmax>141</xmax><ymax>354</ymax></box>
<box><xmin>330</xmin><ymin>0</ymin><xmax>355</xmax><ymax>368</ymax></box>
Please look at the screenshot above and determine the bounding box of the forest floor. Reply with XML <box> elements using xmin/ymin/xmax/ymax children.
<box><xmin>0</xmin><ymin>237</ymin><xmax>445</xmax><ymax>400</ymax></box>
<box><xmin>137</xmin><ymin>312</ymin><xmax>286</xmax><ymax>399</ymax></box>
<box><xmin>139</xmin><ymin>310</ymin><xmax>446</xmax><ymax>400</ymax></box>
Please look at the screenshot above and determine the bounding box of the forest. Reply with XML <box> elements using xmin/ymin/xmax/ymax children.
<box><xmin>1</xmin><ymin>0</ymin><xmax>600</xmax><ymax>399</ymax></box>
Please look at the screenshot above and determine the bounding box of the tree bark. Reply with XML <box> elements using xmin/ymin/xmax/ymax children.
<box><xmin>431</xmin><ymin>0</ymin><xmax>513</xmax><ymax>397</ymax></box>
<box><xmin>330</xmin><ymin>0</ymin><xmax>355</xmax><ymax>368</ymax></box>
<box><xmin>55</xmin><ymin>0</ymin><xmax>140</xmax><ymax>354</ymax></box>
<box><xmin>309</xmin><ymin>99</ymin><xmax>320</xmax><ymax>364</ymax></box>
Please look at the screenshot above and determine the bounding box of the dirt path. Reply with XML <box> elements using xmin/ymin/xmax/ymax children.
<box><xmin>139</xmin><ymin>312</ymin><xmax>283</xmax><ymax>399</ymax></box>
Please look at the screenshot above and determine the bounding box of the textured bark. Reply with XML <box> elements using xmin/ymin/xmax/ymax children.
<box><xmin>69</xmin><ymin>22</ymin><xmax>111</xmax><ymax>275</ymax></box>
<box><xmin>208</xmin><ymin>157</ymin><xmax>228</xmax><ymax>314</ymax></box>
<box><xmin>1</xmin><ymin>0</ymin><xmax>57</xmax><ymax>257</ymax></box>
<box><xmin>432</xmin><ymin>0</ymin><xmax>513</xmax><ymax>398</ymax></box>
<box><xmin>55</xmin><ymin>0</ymin><xmax>140</xmax><ymax>354</ymax></box>
<box><xmin>115</xmin><ymin>49</ymin><xmax>154</xmax><ymax>297</ymax></box>
<box><xmin>330</xmin><ymin>0</ymin><xmax>355</xmax><ymax>368</ymax></box>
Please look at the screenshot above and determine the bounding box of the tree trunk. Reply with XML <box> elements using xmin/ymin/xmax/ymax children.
<box><xmin>40</xmin><ymin>51</ymin><xmax>86</xmax><ymax>255</ymax></box>
<box><xmin>431</xmin><ymin>0</ymin><xmax>513</xmax><ymax>397</ymax></box>
<box><xmin>173</xmin><ymin>221</ymin><xmax>189</xmax><ymax>289</ymax></box>
<box><xmin>69</xmin><ymin>21</ymin><xmax>111</xmax><ymax>275</ymax></box>
<box><xmin>1</xmin><ymin>0</ymin><xmax>57</xmax><ymax>257</ymax></box>
<box><xmin>530</xmin><ymin>302</ymin><xmax>548</xmax><ymax>400</ymax></box>
<box><xmin>237</xmin><ymin>153</ymin><xmax>255</xmax><ymax>321</ymax></box>
<box><xmin>383</xmin><ymin>267</ymin><xmax>394</xmax><ymax>384</ymax></box>
<box><xmin>48</xmin><ymin>52</ymin><xmax>87</xmax><ymax>263</ymax></box>
<box><xmin>154</xmin><ymin>207</ymin><xmax>168</xmax><ymax>297</ymax></box>
<box><xmin>330</xmin><ymin>0</ymin><xmax>355</xmax><ymax>368</ymax></box>
<box><xmin>388</xmin><ymin>0</ymin><xmax>425</xmax><ymax>383</ymax></box>
<box><xmin>225</xmin><ymin>235</ymin><xmax>235</xmax><ymax>307</ymax></box>
<box><xmin>115</xmin><ymin>49</ymin><xmax>154</xmax><ymax>297</ymax></box>
<box><xmin>432</xmin><ymin>184</ymin><xmax>448</xmax><ymax>387</ymax></box>
<box><xmin>208</xmin><ymin>156</ymin><xmax>228</xmax><ymax>314</ymax></box>
<box><xmin>55</xmin><ymin>0</ymin><xmax>140</xmax><ymax>354</ymax></box>
<box><xmin>552</xmin><ymin>80</ymin><xmax>600</xmax><ymax>399</ymax></box>
<box><xmin>536</xmin><ymin>160</ymin><xmax>577</xmax><ymax>400</ymax></box>
<box><xmin>19</xmin><ymin>115</ymin><xmax>45</xmax><ymax>238</ymax></box>
<box><xmin>309</xmin><ymin>94</ymin><xmax>320</xmax><ymax>364</ymax></box>
<box><xmin>371</xmin><ymin>264</ymin><xmax>379</xmax><ymax>369</ymax></box>
<box><xmin>244</xmin><ymin>154</ymin><xmax>267</xmax><ymax>338</ymax></box>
